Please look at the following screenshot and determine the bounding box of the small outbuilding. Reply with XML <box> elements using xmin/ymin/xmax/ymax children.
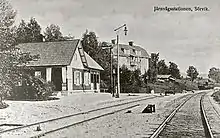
<box><xmin>157</xmin><ymin>75</ymin><xmax>175</xmax><ymax>82</ymax></box>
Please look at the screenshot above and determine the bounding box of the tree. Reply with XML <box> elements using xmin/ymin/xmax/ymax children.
<box><xmin>0</xmin><ymin>0</ymin><xmax>50</xmax><ymax>105</ymax></box>
<box><xmin>147</xmin><ymin>53</ymin><xmax>159</xmax><ymax>83</ymax></box>
<box><xmin>15</xmin><ymin>17</ymin><xmax>43</xmax><ymax>43</ymax></box>
<box><xmin>131</xmin><ymin>69</ymin><xmax>142</xmax><ymax>86</ymax></box>
<box><xmin>169</xmin><ymin>62</ymin><xmax>181</xmax><ymax>79</ymax></box>
<box><xmin>82</xmin><ymin>31</ymin><xmax>99</xmax><ymax>55</ymax></box>
<box><xmin>27</xmin><ymin>17</ymin><xmax>43</xmax><ymax>42</ymax></box>
<box><xmin>120</xmin><ymin>66</ymin><xmax>143</xmax><ymax>93</ymax></box>
<box><xmin>15</xmin><ymin>20</ymin><xmax>29</xmax><ymax>43</ymax></box>
<box><xmin>44</xmin><ymin>24</ymin><xmax>64</xmax><ymax>42</ymax></box>
<box><xmin>143</xmin><ymin>71</ymin><xmax>148</xmax><ymax>84</ymax></box>
<box><xmin>186</xmin><ymin>66</ymin><xmax>199</xmax><ymax>81</ymax></box>
<box><xmin>0</xmin><ymin>0</ymin><xmax>17</xmax><ymax>104</ymax></box>
<box><xmin>81</xmin><ymin>31</ymin><xmax>113</xmax><ymax>87</ymax></box>
<box><xmin>120</xmin><ymin>65</ymin><xmax>132</xmax><ymax>92</ymax></box>
<box><xmin>158</xmin><ymin>59</ymin><xmax>169</xmax><ymax>75</ymax></box>
<box><xmin>208</xmin><ymin>67</ymin><xmax>220</xmax><ymax>83</ymax></box>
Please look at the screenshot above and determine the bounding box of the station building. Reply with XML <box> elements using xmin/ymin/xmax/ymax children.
<box><xmin>17</xmin><ymin>39</ymin><xmax>104</xmax><ymax>94</ymax></box>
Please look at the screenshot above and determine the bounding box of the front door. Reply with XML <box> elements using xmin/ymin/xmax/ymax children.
<box><xmin>94</xmin><ymin>74</ymin><xmax>97</xmax><ymax>90</ymax></box>
<box><xmin>51</xmin><ymin>68</ymin><xmax>62</xmax><ymax>91</ymax></box>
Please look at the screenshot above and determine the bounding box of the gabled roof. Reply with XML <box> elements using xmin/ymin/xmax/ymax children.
<box><xmin>157</xmin><ymin>75</ymin><xmax>172</xmax><ymax>79</ymax></box>
<box><xmin>17</xmin><ymin>40</ymin><xmax>104</xmax><ymax>71</ymax></box>
<box><xmin>85</xmin><ymin>52</ymin><xmax>104</xmax><ymax>70</ymax></box>
<box><xmin>157</xmin><ymin>75</ymin><xmax>175</xmax><ymax>81</ymax></box>
<box><xmin>112</xmin><ymin>43</ymin><xmax>149</xmax><ymax>58</ymax></box>
<box><xmin>17</xmin><ymin>40</ymin><xmax>79</xmax><ymax>66</ymax></box>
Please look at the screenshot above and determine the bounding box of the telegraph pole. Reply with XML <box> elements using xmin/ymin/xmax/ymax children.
<box><xmin>110</xmin><ymin>45</ymin><xmax>113</xmax><ymax>97</ymax></box>
<box><xmin>114</xmin><ymin>24</ymin><xmax>128</xmax><ymax>98</ymax></box>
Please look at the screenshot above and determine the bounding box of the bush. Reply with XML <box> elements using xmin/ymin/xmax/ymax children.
<box><xmin>145</xmin><ymin>79</ymin><xmax>199</xmax><ymax>94</ymax></box>
<box><xmin>175</xmin><ymin>79</ymin><xmax>199</xmax><ymax>91</ymax></box>
<box><xmin>9</xmin><ymin>77</ymin><xmax>55</xmax><ymax>101</ymax></box>
<box><xmin>0</xmin><ymin>102</ymin><xmax>9</xmax><ymax>109</ymax></box>
<box><xmin>146</xmin><ymin>82</ymin><xmax>170</xmax><ymax>94</ymax></box>
<box><xmin>213</xmin><ymin>83</ymin><xmax>220</xmax><ymax>87</ymax></box>
<box><xmin>212</xmin><ymin>90</ymin><xmax>220</xmax><ymax>103</ymax></box>
<box><xmin>121</xmin><ymin>85</ymin><xmax>150</xmax><ymax>93</ymax></box>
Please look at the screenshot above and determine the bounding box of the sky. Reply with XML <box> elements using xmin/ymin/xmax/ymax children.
<box><xmin>9</xmin><ymin>0</ymin><xmax>220</xmax><ymax>74</ymax></box>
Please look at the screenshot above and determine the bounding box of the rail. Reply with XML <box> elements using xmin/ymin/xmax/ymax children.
<box><xmin>150</xmin><ymin>93</ymin><xmax>200</xmax><ymax>138</ymax></box>
<box><xmin>200</xmin><ymin>93</ymin><xmax>214</xmax><ymax>138</ymax></box>
<box><xmin>0</xmin><ymin>95</ymin><xmax>159</xmax><ymax>136</ymax></box>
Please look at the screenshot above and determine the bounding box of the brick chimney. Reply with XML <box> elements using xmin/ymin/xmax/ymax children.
<box><xmin>128</xmin><ymin>41</ymin><xmax>134</xmax><ymax>46</ymax></box>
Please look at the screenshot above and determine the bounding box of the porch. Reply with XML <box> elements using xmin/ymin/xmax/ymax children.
<box><xmin>33</xmin><ymin>66</ymin><xmax>101</xmax><ymax>93</ymax></box>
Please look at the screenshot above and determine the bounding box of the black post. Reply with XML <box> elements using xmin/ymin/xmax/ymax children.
<box><xmin>113</xmin><ymin>69</ymin><xmax>116</xmax><ymax>96</ymax></box>
<box><xmin>110</xmin><ymin>47</ymin><xmax>114</xmax><ymax>97</ymax></box>
<box><xmin>115</xmin><ymin>34</ymin><xmax>120</xmax><ymax>98</ymax></box>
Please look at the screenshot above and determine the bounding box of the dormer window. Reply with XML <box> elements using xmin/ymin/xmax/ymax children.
<box><xmin>137</xmin><ymin>51</ymin><xmax>141</xmax><ymax>56</ymax></box>
<box><xmin>133</xmin><ymin>49</ymin><xmax>136</xmax><ymax>54</ymax></box>
<box><xmin>124</xmin><ymin>49</ymin><xmax>130</xmax><ymax>55</ymax></box>
<box><xmin>121</xmin><ymin>48</ymin><xmax>124</xmax><ymax>53</ymax></box>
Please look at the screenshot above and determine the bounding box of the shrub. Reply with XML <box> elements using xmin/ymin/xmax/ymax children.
<box><xmin>9</xmin><ymin>77</ymin><xmax>55</xmax><ymax>101</ymax></box>
<box><xmin>145</xmin><ymin>79</ymin><xmax>199</xmax><ymax>94</ymax></box>
<box><xmin>121</xmin><ymin>85</ymin><xmax>150</xmax><ymax>93</ymax></box>
<box><xmin>0</xmin><ymin>102</ymin><xmax>9</xmax><ymax>109</ymax></box>
<box><xmin>175</xmin><ymin>79</ymin><xmax>199</xmax><ymax>91</ymax></box>
<box><xmin>212</xmin><ymin>90</ymin><xmax>220</xmax><ymax>103</ymax></box>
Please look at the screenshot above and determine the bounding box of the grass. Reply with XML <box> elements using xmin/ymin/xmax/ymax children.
<box><xmin>147</xmin><ymin>79</ymin><xmax>199</xmax><ymax>94</ymax></box>
<box><xmin>211</xmin><ymin>90</ymin><xmax>220</xmax><ymax>103</ymax></box>
<box><xmin>175</xmin><ymin>79</ymin><xmax>199</xmax><ymax>91</ymax></box>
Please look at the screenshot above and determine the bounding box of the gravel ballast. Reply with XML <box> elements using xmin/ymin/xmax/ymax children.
<box><xmin>40</xmin><ymin>93</ymin><xmax>194</xmax><ymax>138</ymax></box>
<box><xmin>159</xmin><ymin>92</ymin><xmax>206</xmax><ymax>138</ymax></box>
<box><xmin>203</xmin><ymin>91</ymin><xmax>220</xmax><ymax>138</ymax></box>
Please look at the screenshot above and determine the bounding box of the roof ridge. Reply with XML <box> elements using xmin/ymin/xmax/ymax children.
<box><xmin>118</xmin><ymin>43</ymin><xmax>145</xmax><ymax>49</ymax></box>
<box><xmin>17</xmin><ymin>39</ymin><xmax>80</xmax><ymax>66</ymax></box>
<box><xmin>18</xmin><ymin>39</ymin><xmax>80</xmax><ymax>45</ymax></box>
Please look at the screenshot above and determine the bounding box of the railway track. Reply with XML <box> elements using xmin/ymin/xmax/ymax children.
<box><xmin>200</xmin><ymin>93</ymin><xmax>214</xmax><ymax>138</ymax></box>
<box><xmin>150</xmin><ymin>91</ymin><xmax>214</xmax><ymax>138</ymax></box>
<box><xmin>207</xmin><ymin>92</ymin><xmax>220</xmax><ymax>120</ymax></box>
<box><xmin>97</xmin><ymin>94</ymin><xmax>155</xmax><ymax>106</ymax></box>
<box><xmin>202</xmin><ymin>91</ymin><xmax>220</xmax><ymax>137</ymax></box>
<box><xmin>0</xmin><ymin>94</ymin><xmax>159</xmax><ymax>137</ymax></box>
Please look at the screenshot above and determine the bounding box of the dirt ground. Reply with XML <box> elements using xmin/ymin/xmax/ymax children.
<box><xmin>0</xmin><ymin>93</ymin><xmax>151</xmax><ymax>125</ymax></box>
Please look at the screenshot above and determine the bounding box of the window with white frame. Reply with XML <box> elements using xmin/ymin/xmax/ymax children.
<box><xmin>74</xmin><ymin>71</ymin><xmax>81</xmax><ymax>85</ymax></box>
<box><xmin>88</xmin><ymin>72</ymin><xmax>90</xmax><ymax>84</ymax></box>
<box><xmin>137</xmin><ymin>51</ymin><xmax>141</xmax><ymax>56</ymax></box>
<box><xmin>125</xmin><ymin>49</ymin><xmax>130</xmax><ymax>54</ymax></box>
<box><xmin>132</xmin><ymin>49</ymin><xmax>136</xmax><ymax>54</ymax></box>
<box><xmin>35</xmin><ymin>71</ymin><xmax>41</xmax><ymax>78</ymax></box>
<box><xmin>17</xmin><ymin>80</ymin><xmax>22</xmax><ymax>86</ymax></box>
<box><xmin>127</xmin><ymin>57</ymin><xmax>130</xmax><ymax>64</ymax></box>
<box><xmin>121</xmin><ymin>48</ymin><xmax>124</xmax><ymax>53</ymax></box>
<box><xmin>84</xmin><ymin>72</ymin><xmax>90</xmax><ymax>85</ymax></box>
